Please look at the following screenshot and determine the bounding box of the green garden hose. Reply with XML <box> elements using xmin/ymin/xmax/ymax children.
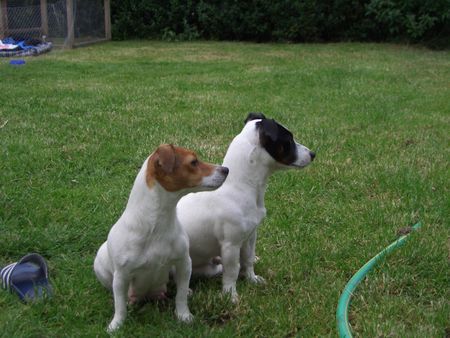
<box><xmin>336</xmin><ymin>221</ymin><xmax>422</xmax><ymax>337</ymax></box>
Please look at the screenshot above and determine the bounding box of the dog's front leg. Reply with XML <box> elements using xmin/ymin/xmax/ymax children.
<box><xmin>221</xmin><ymin>242</ymin><xmax>241</xmax><ymax>303</ymax></box>
<box><xmin>174</xmin><ymin>256</ymin><xmax>194</xmax><ymax>323</ymax></box>
<box><xmin>240</xmin><ymin>231</ymin><xmax>266</xmax><ymax>284</ymax></box>
<box><xmin>108</xmin><ymin>270</ymin><xmax>131</xmax><ymax>333</ymax></box>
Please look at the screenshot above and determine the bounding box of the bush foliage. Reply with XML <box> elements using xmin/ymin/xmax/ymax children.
<box><xmin>111</xmin><ymin>0</ymin><xmax>449</xmax><ymax>47</ymax></box>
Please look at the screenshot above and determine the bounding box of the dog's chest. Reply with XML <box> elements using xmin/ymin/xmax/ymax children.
<box><xmin>133</xmin><ymin>237</ymin><xmax>176</xmax><ymax>268</ymax></box>
<box><xmin>130</xmin><ymin>243</ymin><xmax>174</xmax><ymax>291</ymax></box>
<box><xmin>240</xmin><ymin>206</ymin><xmax>266</xmax><ymax>235</ymax></box>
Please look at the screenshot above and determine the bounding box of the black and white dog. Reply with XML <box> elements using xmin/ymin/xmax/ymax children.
<box><xmin>177</xmin><ymin>113</ymin><xmax>315</xmax><ymax>302</ymax></box>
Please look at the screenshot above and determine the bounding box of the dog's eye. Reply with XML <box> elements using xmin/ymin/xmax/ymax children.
<box><xmin>191</xmin><ymin>159</ymin><xmax>199</xmax><ymax>167</ymax></box>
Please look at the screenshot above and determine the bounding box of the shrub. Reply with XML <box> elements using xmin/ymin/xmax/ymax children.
<box><xmin>365</xmin><ymin>0</ymin><xmax>450</xmax><ymax>44</ymax></box>
<box><xmin>110</xmin><ymin>0</ymin><xmax>450</xmax><ymax>48</ymax></box>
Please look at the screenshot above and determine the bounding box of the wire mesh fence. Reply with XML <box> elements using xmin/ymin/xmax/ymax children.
<box><xmin>0</xmin><ymin>0</ymin><xmax>110</xmax><ymax>48</ymax></box>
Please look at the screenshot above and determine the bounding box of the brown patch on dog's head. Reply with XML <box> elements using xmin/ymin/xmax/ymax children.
<box><xmin>146</xmin><ymin>144</ymin><xmax>216</xmax><ymax>192</ymax></box>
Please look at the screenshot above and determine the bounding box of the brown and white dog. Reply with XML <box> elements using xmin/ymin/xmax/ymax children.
<box><xmin>94</xmin><ymin>144</ymin><xmax>228</xmax><ymax>332</ymax></box>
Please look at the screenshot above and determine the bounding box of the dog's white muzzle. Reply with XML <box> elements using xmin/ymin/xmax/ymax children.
<box><xmin>292</xmin><ymin>143</ymin><xmax>316</xmax><ymax>168</ymax></box>
<box><xmin>201</xmin><ymin>166</ymin><xmax>229</xmax><ymax>189</ymax></box>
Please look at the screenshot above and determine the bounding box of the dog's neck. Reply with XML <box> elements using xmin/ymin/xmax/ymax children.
<box><xmin>123</xmin><ymin>159</ymin><xmax>183</xmax><ymax>231</ymax></box>
<box><xmin>222</xmin><ymin>135</ymin><xmax>274</xmax><ymax>208</ymax></box>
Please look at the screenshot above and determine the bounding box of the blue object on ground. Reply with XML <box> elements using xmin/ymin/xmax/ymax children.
<box><xmin>10</xmin><ymin>59</ymin><xmax>26</xmax><ymax>66</ymax></box>
<box><xmin>1</xmin><ymin>253</ymin><xmax>52</xmax><ymax>302</ymax></box>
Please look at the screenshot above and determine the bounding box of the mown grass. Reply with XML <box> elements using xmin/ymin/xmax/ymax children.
<box><xmin>0</xmin><ymin>41</ymin><xmax>448</xmax><ymax>337</ymax></box>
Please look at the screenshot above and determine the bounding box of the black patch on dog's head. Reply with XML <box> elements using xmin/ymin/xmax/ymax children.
<box><xmin>244</xmin><ymin>112</ymin><xmax>266</xmax><ymax>124</ymax></box>
<box><xmin>256</xmin><ymin>119</ymin><xmax>297</xmax><ymax>165</ymax></box>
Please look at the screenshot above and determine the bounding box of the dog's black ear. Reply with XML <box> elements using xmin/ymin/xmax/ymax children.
<box><xmin>155</xmin><ymin>144</ymin><xmax>176</xmax><ymax>174</ymax></box>
<box><xmin>258</xmin><ymin>118</ymin><xmax>279</xmax><ymax>142</ymax></box>
<box><xmin>244</xmin><ymin>112</ymin><xmax>266</xmax><ymax>124</ymax></box>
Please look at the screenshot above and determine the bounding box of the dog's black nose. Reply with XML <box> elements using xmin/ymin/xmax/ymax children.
<box><xmin>220</xmin><ymin>166</ymin><xmax>229</xmax><ymax>175</ymax></box>
<box><xmin>309</xmin><ymin>151</ymin><xmax>316</xmax><ymax>161</ymax></box>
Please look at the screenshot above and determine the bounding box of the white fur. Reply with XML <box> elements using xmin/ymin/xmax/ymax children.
<box><xmin>177</xmin><ymin>120</ymin><xmax>313</xmax><ymax>302</ymax></box>
<box><xmin>94</xmin><ymin>156</ymin><xmax>227</xmax><ymax>332</ymax></box>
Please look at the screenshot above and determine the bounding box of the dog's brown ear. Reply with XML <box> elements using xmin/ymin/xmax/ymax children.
<box><xmin>155</xmin><ymin>144</ymin><xmax>177</xmax><ymax>174</ymax></box>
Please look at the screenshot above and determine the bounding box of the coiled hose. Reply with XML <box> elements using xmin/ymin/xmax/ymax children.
<box><xmin>336</xmin><ymin>221</ymin><xmax>422</xmax><ymax>337</ymax></box>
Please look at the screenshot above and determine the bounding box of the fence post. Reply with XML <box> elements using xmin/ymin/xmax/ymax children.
<box><xmin>0</xmin><ymin>0</ymin><xmax>8</xmax><ymax>39</ymax></box>
<box><xmin>40</xmin><ymin>0</ymin><xmax>48</xmax><ymax>37</ymax></box>
<box><xmin>104</xmin><ymin>0</ymin><xmax>111</xmax><ymax>40</ymax></box>
<box><xmin>66</xmin><ymin>0</ymin><xmax>74</xmax><ymax>48</ymax></box>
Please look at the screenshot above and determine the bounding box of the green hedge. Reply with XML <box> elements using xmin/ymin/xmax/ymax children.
<box><xmin>111</xmin><ymin>0</ymin><xmax>450</xmax><ymax>47</ymax></box>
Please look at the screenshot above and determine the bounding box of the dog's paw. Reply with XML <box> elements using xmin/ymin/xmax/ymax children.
<box><xmin>222</xmin><ymin>286</ymin><xmax>239</xmax><ymax>304</ymax></box>
<box><xmin>194</xmin><ymin>262</ymin><xmax>223</xmax><ymax>277</ymax></box>
<box><xmin>176</xmin><ymin>310</ymin><xmax>194</xmax><ymax>323</ymax></box>
<box><xmin>212</xmin><ymin>256</ymin><xmax>222</xmax><ymax>265</ymax></box>
<box><xmin>249</xmin><ymin>275</ymin><xmax>266</xmax><ymax>285</ymax></box>
<box><xmin>240</xmin><ymin>270</ymin><xmax>266</xmax><ymax>285</ymax></box>
<box><xmin>107</xmin><ymin>319</ymin><xmax>123</xmax><ymax>333</ymax></box>
<box><xmin>127</xmin><ymin>294</ymin><xmax>138</xmax><ymax>305</ymax></box>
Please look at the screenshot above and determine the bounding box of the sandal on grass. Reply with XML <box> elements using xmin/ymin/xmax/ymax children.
<box><xmin>1</xmin><ymin>253</ymin><xmax>52</xmax><ymax>302</ymax></box>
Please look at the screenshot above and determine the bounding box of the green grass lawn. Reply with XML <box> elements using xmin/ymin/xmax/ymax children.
<box><xmin>0</xmin><ymin>41</ymin><xmax>448</xmax><ymax>337</ymax></box>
